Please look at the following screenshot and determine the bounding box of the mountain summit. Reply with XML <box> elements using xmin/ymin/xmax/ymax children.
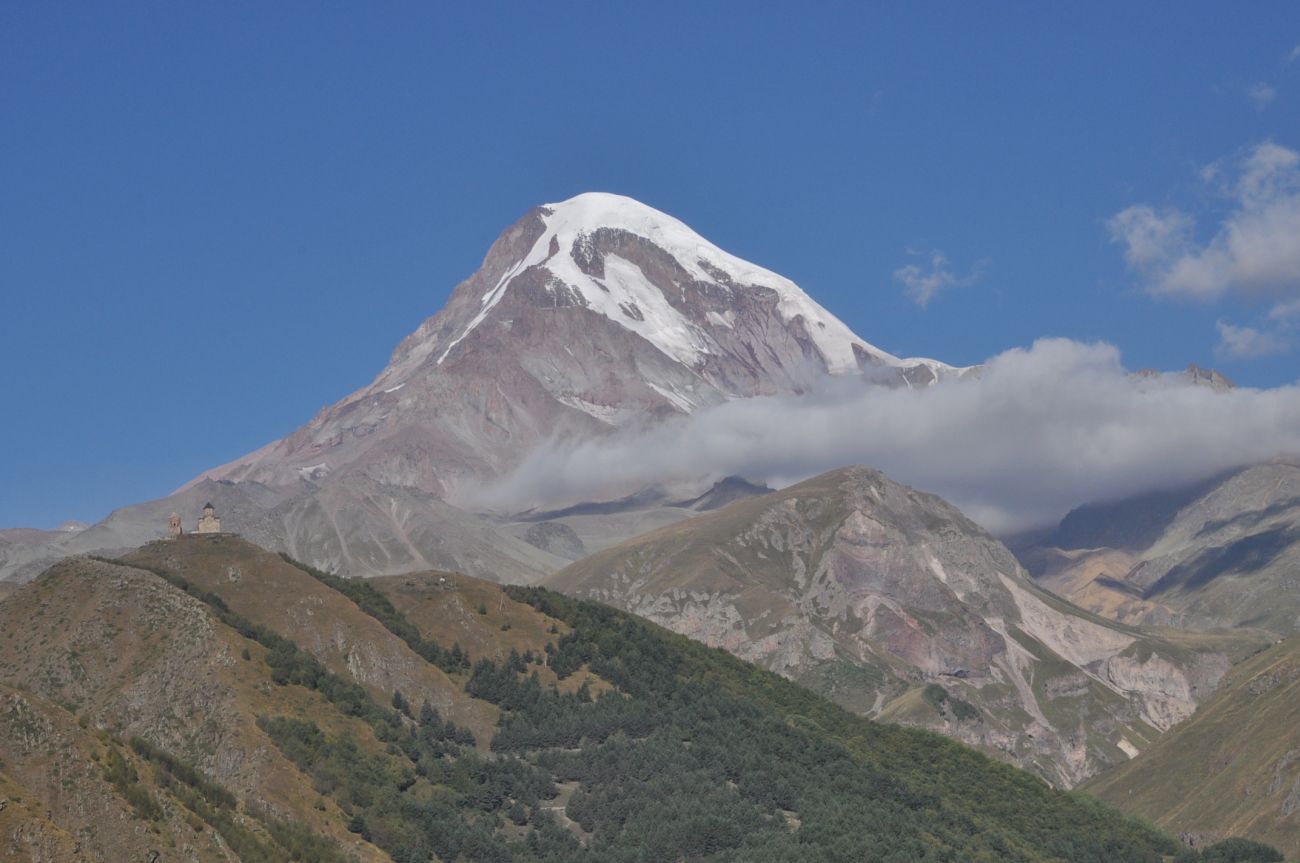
<box><xmin>415</xmin><ymin>192</ymin><xmax>909</xmax><ymax>377</ymax></box>
<box><xmin>189</xmin><ymin>193</ymin><xmax>961</xmax><ymax>502</ymax></box>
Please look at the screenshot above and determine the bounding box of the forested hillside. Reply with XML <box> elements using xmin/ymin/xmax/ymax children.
<box><xmin>0</xmin><ymin>536</ymin><xmax>1281</xmax><ymax>862</ymax></box>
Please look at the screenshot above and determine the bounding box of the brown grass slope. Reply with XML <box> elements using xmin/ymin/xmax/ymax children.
<box><xmin>0</xmin><ymin>682</ymin><xmax>234</xmax><ymax>863</ymax></box>
<box><xmin>122</xmin><ymin>535</ymin><xmax>500</xmax><ymax>744</ymax></box>
<box><xmin>1086</xmin><ymin>633</ymin><xmax>1300</xmax><ymax>858</ymax></box>
<box><xmin>367</xmin><ymin>571</ymin><xmax>608</xmax><ymax>698</ymax></box>
<box><xmin>0</xmin><ymin>555</ymin><xmax>388</xmax><ymax>862</ymax></box>
<box><xmin>0</xmin><ymin>536</ymin><xmax>603</xmax><ymax>862</ymax></box>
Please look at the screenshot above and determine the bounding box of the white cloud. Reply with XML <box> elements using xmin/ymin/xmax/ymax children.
<box><xmin>1247</xmin><ymin>81</ymin><xmax>1277</xmax><ymax>110</ymax></box>
<box><xmin>1289</xmin><ymin>42</ymin><xmax>1300</xmax><ymax>63</ymax></box>
<box><xmin>1106</xmin><ymin>205</ymin><xmax>1193</xmax><ymax>271</ymax></box>
<box><xmin>1109</xmin><ymin>141</ymin><xmax>1300</xmax><ymax>309</ymax></box>
<box><xmin>1215</xmin><ymin>320</ymin><xmax>1292</xmax><ymax>359</ymax></box>
<box><xmin>484</xmin><ymin>339</ymin><xmax>1300</xmax><ymax>534</ymax></box>
<box><xmin>1269</xmin><ymin>297</ymin><xmax>1300</xmax><ymax>320</ymax></box>
<box><xmin>892</xmin><ymin>249</ymin><xmax>977</xmax><ymax>308</ymax></box>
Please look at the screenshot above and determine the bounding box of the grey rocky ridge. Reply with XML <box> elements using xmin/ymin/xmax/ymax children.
<box><xmin>546</xmin><ymin>465</ymin><xmax>1267</xmax><ymax>787</ymax></box>
<box><xmin>1020</xmin><ymin>460</ymin><xmax>1300</xmax><ymax>636</ymax></box>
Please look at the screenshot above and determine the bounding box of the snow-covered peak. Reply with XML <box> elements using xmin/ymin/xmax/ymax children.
<box><xmin>437</xmin><ymin>192</ymin><xmax>941</xmax><ymax>376</ymax></box>
<box><xmin>537</xmin><ymin>193</ymin><xmax>897</xmax><ymax>372</ymax></box>
<box><xmin>541</xmin><ymin>192</ymin><xmax>781</xmax><ymax>285</ymax></box>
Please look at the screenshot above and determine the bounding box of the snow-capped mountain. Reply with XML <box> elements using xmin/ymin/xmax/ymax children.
<box><xmin>189</xmin><ymin>193</ymin><xmax>963</xmax><ymax>503</ymax></box>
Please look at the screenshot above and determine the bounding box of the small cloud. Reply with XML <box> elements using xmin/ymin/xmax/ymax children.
<box><xmin>1106</xmin><ymin>205</ymin><xmax>1194</xmax><ymax>272</ymax></box>
<box><xmin>1269</xmin><ymin>297</ymin><xmax>1300</xmax><ymax>320</ymax></box>
<box><xmin>892</xmin><ymin>249</ymin><xmax>979</xmax><ymax>309</ymax></box>
<box><xmin>1247</xmin><ymin>81</ymin><xmax>1277</xmax><ymax>110</ymax></box>
<box><xmin>1215</xmin><ymin>320</ymin><xmax>1292</xmax><ymax>359</ymax></box>
<box><xmin>1289</xmin><ymin>42</ymin><xmax>1300</xmax><ymax>63</ymax></box>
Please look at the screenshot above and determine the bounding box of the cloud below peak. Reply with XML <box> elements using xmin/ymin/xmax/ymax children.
<box><xmin>483</xmin><ymin>338</ymin><xmax>1300</xmax><ymax>535</ymax></box>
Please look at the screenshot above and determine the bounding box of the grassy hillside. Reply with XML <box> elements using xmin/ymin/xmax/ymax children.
<box><xmin>0</xmin><ymin>535</ymin><xmax>1282</xmax><ymax>861</ymax></box>
<box><xmin>1088</xmin><ymin>634</ymin><xmax>1300</xmax><ymax>858</ymax></box>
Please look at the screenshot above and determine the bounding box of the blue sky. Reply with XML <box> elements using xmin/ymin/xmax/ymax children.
<box><xmin>3</xmin><ymin>2</ymin><xmax>1299</xmax><ymax>528</ymax></box>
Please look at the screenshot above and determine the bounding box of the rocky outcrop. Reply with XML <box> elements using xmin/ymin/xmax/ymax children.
<box><xmin>1087</xmin><ymin>633</ymin><xmax>1300</xmax><ymax>858</ymax></box>
<box><xmin>523</xmin><ymin>522</ymin><xmax>586</xmax><ymax>560</ymax></box>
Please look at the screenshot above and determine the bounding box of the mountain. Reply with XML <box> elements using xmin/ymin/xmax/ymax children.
<box><xmin>545</xmin><ymin>465</ymin><xmax>1268</xmax><ymax>788</ymax></box>
<box><xmin>1021</xmin><ymin>462</ymin><xmax>1300</xmax><ymax>634</ymax></box>
<box><xmin>1086</xmin><ymin>633</ymin><xmax>1300</xmax><ymax>858</ymax></box>
<box><xmin>3</xmin><ymin>194</ymin><xmax>972</xmax><ymax>584</ymax></box>
<box><xmin>0</xmin><ymin>535</ymin><xmax>1272</xmax><ymax>862</ymax></box>
<box><xmin>185</xmin><ymin>192</ymin><xmax>964</xmax><ymax>503</ymax></box>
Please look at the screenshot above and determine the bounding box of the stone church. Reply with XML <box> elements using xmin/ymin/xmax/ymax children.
<box><xmin>196</xmin><ymin>503</ymin><xmax>221</xmax><ymax>534</ymax></box>
<box><xmin>168</xmin><ymin>503</ymin><xmax>223</xmax><ymax>537</ymax></box>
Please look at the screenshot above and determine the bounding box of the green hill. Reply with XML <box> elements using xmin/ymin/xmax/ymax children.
<box><xmin>0</xmin><ymin>535</ymin><xmax>1281</xmax><ymax>862</ymax></box>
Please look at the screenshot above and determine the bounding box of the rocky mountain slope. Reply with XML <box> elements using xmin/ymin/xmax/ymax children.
<box><xmin>0</xmin><ymin>478</ymin><xmax>568</xmax><ymax>586</ymax></box>
<box><xmin>0</xmin><ymin>472</ymin><xmax>777</xmax><ymax>586</ymax></box>
<box><xmin>1086</xmin><ymin>633</ymin><xmax>1300</xmax><ymax>858</ymax></box>
<box><xmin>1021</xmin><ymin>461</ymin><xmax>1300</xmax><ymax>635</ymax></box>
<box><xmin>0</xmin><ymin>535</ymin><xmax>1252</xmax><ymax>862</ymax></box>
<box><xmin>546</xmin><ymin>466</ymin><xmax>1268</xmax><ymax>787</ymax></box>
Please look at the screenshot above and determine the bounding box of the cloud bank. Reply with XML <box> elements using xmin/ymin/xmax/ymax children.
<box><xmin>487</xmin><ymin>339</ymin><xmax>1300</xmax><ymax>534</ymax></box>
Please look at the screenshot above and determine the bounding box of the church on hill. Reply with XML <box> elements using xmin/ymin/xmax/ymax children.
<box><xmin>168</xmin><ymin>503</ymin><xmax>223</xmax><ymax>537</ymax></box>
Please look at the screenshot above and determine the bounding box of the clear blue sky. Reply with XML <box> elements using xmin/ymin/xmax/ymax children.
<box><xmin>3</xmin><ymin>2</ymin><xmax>1299</xmax><ymax>528</ymax></box>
